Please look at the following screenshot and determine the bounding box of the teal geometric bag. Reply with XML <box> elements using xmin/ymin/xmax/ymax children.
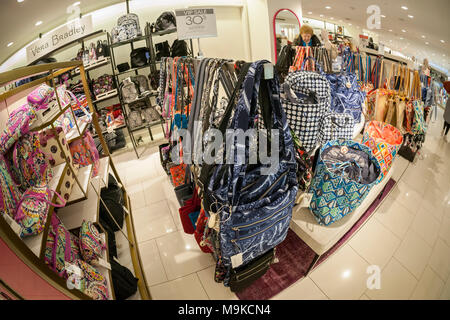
<box><xmin>309</xmin><ymin>140</ymin><xmax>381</xmax><ymax>226</ymax></box>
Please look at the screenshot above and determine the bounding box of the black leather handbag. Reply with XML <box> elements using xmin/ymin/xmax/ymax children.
<box><xmin>229</xmin><ymin>249</ymin><xmax>275</xmax><ymax>293</ymax></box>
<box><xmin>130</xmin><ymin>47</ymin><xmax>150</xmax><ymax>68</ymax></box>
<box><xmin>117</xmin><ymin>62</ymin><xmax>130</xmax><ymax>72</ymax></box>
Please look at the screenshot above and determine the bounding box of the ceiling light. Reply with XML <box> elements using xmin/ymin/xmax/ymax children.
<box><xmin>402</xmin><ymin>29</ymin><xmax>406</xmax><ymax>32</ymax></box>
<box><xmin>7</xmin><ymin>42</ymin><xmax>14</xmax><ymax>47</ymax></box>
<box><xmin>17</xmin><ymin>0</ymin><xmax>24</xmax><ymax>2</ymax></box>
<box><xmin>320</xmin><ymin>14</ymin><xmax>324</xmax><ymax>17</ymax></box>
<box><xmin>425</xmin><ymin>42</ymin><xmax>429</xmax><ymax>45</ymax></box>
<box><xmin>422</xmin><ymin>35</ymin><xmax>426</xmax><ymax>38</ymax></box>
<box><xmin>325</xmin><ymin>6</ymin><xmax>331</xmax><ymax>10</ymax></box>
<box><xmin>330</xmin><ymin>17</ymin><xmax>334</xmax><ymax>20</ymax></box>
<box><xmin>73</xmin><ymin>1</ymin><xmax>81</xmax><ymax>5</ymax></box>
<box><xmin>381</xmin><ymin>15</ymin><xmax>386</xmax><ymax>18</ymax></box>
<box><xmin>349</xmin><ymin>23</ymin><xmax>352</xmax><ymax>26</ymax></box>
<box><xmin>400</xmin><ymin>37</ymin><xmax>404</xmax><ymax>40</ymax></box>
<box><xmin>401</xmin><ymin>6</ymin><xmax>408</xmax><ymax>10</ymax></box>
<box><xmin>389</xmin><ymin>29</ymin><xmax>393</xmax><ymax>32</ymax></box>
<box><xmin>408</xmin><ymin>15</ymin><xmax>414</xmax><ymax>18</ymax></box>
<box><xmin>441</xmin><ymin>40</ymin><xmax>445</xmax><ymax>43</ymax></box>
<box><xmin>35</xmin><ymin>21</ymin><xmax>43</xmax><ymax>26</ymax></box>
<box><xmin>308</xmin><ymin>12</ymin><xmax>312</xmax><ymax>15</ymax></box>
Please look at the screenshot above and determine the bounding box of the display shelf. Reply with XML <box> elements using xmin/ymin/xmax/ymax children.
<box><xmin>22</xmin><ymin>233</ymin><xmax>44</xmax><ymax>258</ymax></box>
<box><xmin>58</xmin><ymin>174</ymin><xmax>101</xmax><ymax>230</ymax></box>
<box><xmin>98</xmin><ymin>157</ymin><xmax>110</xmax><ymax>188</ymax></box>
<box><xmin>151</xmin><ymin>28</ymin><xmax>177</xmax><ymax>36</ymax></box>
<box><xmin>124</xmin><ymin>92</ymin><xmax>158</xmax><ymax>105</ymax></box>
<box><xmin>29</xmin><ymin>104</ymin><xmax>71</xmax><ymax>132</ymax></box>
<box><xmin>93</xmin><ymin>89</ymin><xmax>118</xmax><ymax>104</ymax></box>
<box><xmin>92</xmin><ymin>124</ymin><xmax>126</xmax><ymax>139</ymax></box>
<box><xmin>97</xmin><ymin>233</ymin><xmax>114</xmax><ymax>300</ymax></box>
<box><xmin>49</xmin><ymin>162</ymin><xmax>68</xmax><ymax>192</ymax></box>
<box><xmin>66</xmin><ymin>164</ymin><xmax>93</xmax><ymax>205</ymax></box>
<box><xmin>116</xmin><ymin>64</ymin><xmax>152</xmax><ymax>76</ymax></box>
<box><xmin>110</xmin><ymin>35</ymin><xmax>149</xmax><ymax>48</ymax></box>
<box><xmin>66</xmin><ymin>116</ymin><xmax>92</xmax><ymax>143</ymax></box>
<box><xmin>74</xmin><ymin>58</ymin><xmax>111</xmax><ymax>75</ymax></box>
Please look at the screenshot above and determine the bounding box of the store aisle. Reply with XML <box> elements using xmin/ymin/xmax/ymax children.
<box><xmin>112</xmin><ymin>108</ymin><xmax>450</xmax><ymax>300</ymax></box>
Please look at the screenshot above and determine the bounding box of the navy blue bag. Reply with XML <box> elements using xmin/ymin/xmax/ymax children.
<box><xmin>200</xmin><ymin>61</ymin><xmax>298</xmax><ymax>287</ymax></box>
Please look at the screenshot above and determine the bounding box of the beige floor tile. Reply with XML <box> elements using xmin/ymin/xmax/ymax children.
<box><xmin>149</xmin><ymin>273</ymin><xmax>209</xmax><ymax>300</ymax></box>
<box><xmin>388</xmin><ymin>181</ymin><xmax>422</xmax><ymax>216</ymax></box>
<box><xmin>374</xmin><ymin>197</ymin><xmax>415</xmax><ymax>239</ymax></box>
<box><xmin>156</xmin><ymin>230</ymin><xmax>216</xmax><ymax>280</ymax></box>
<box><xmin>309</xmin><ymin>245</ymin><xmax>370</xmax><ymax>300</ymax></box>
<box><xmin>411</xmin><ymin>209</ymin><xmax>441</xmax><ymax>247</ymax></box>
<box><xmin>410</xmin><ymin>267</ymin><xmax>445</xmax><ymax>300</ymax></box>
<box><xmin>394</xmin><ymin>230</ymin><xmax>433</xmax><ymax>279</ymax></box>
<box><xmin>133</xmin><ymin>203</ymin><xmax>177</xmax><ymax>242</ymax></box>
<box><xmin>365</xmin><ymin>258</ymin><xmax>417</xmax><ymax>300</ymax></box>
<box><xmin>429</xmin><ymin>238</ymin><xmax>450</xmax><ymax>281</ymax></box>
<box><xmin>401</xmin><ymin>166</ymin><xmax>431</xmax><ymax>195</ymax></box>
<box><xmin>440</xmin><ymin>277</ymin><xmax>450</xmax><ymax>300</ymax></box>
<box><xmin>197</xmin><ymin>266</ymin><xmax>237</xmax><ymax>300</ymax></box>
<box><xmin>271</xmin><ymin>277</ymin><xmax>329</xmax><ymax>300</ymax></box>
<box><xmin>439</xmin><ymin>215</ymin><xmax>450</xmax><ymax>247</ymax></box>
<box><xmin>138</xmin><ymin>239</ymin><xmax>168</xmax><ymax>286</ymax></box>
<box><xmin>349</xmin><ymin>218</ymin><xmax>401</xmax><ymax>269</ymax></box>
<box><xmin>359</xmin><ymin>294</ymin><xmax>371</xmax><ymax>300</ymax></box>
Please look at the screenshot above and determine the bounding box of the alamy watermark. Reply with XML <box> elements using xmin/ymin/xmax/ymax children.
<box><xmin>366</xmin><ymin>265</ymin><xmax>381</xmax><ymax>290</ymax></box>
<box><xmin>366</xmin><ymin>5</ymin><xmax>382</xmax><ymax>30</ymax></box>
<box><xmin>170</xmin><ymin>121</ymin><xmax>281</xmax><ymax>176</ymax></box>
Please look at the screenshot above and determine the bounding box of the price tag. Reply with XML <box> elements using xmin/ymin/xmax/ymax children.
<box><xmin>231</xmin><ymin>253</ymin><xmax>243</xmax><ymax>269</ymax></box>
<box><xmin>298</xmin><ymin>193</ymin><xmax>313</xmax><ymax>208</ymax></box>
<box><xmin>175</xmin><ymin>8</ymin><xmax>218</xmax><ymax>40</ymax></box>
<box><xmin>264</xmin><ymin>63</ymin><xmax>274</xmax><ymax>80</ymax></box>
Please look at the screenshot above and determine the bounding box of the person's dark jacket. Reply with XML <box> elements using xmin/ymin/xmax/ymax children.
<box><xmin>294</xmin><ymin>34</ymin><xmax>322</xmax><ymax>47</ymax></box>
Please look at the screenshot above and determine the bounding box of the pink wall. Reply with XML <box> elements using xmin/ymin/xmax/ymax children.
<box><xmin>0</xmin><ymin>238</ymin><xmax>71</xmax><ymax>300</ymax></box>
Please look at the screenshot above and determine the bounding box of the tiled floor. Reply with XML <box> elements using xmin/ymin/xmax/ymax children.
<box><xmin>112</xmin><ymin>108</ymin><xmax>450</xmax><ymax>300</ymax></box>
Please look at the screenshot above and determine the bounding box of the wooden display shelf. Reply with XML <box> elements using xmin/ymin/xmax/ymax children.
<box><xmin>57</xmin><ymin>174</ymin><xmax>101</xmax><ymax>231</ymax></box>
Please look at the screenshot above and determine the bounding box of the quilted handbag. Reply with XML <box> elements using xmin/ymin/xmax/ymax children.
<box><xmin>362</xmin><ymin>121</ymin><xmax>403</xmax><ymax>182</ymax></box>
<box><xmin>0</xmin><ymin>104</ymin><xmax>36</xmax><ymax>155</ymax></box>
<box><xmin>309</xmin><ymin>140</ymin><xmax>381</xmax><ymax>226</ymax></box>
<box><xmin>0</xmin><ymin>154</ymin><xmax>22</xmax><ymax>219</ymax></box>
<box><xmin>75</xmin><ymin>259</ymin><xmax>110</xmax><ymax>300</ymax></box>
<box><xmin>200</xmin><ymin>61</ymin><xmax>298</xmax><ymax>287</ymax></box>
<box><xmin>325</xmin><ymin>71</ymin><xmax>365</xmax><ymax>123</ymax></box>
<box><xmin>15</xmin><ymin>186</ymin><xmax>66</xmax><ymax>238</ymax></box>
<box><xmin>44</xmin><ymin>213</ymin><xmax>81</xmax><ymax>279</ymax></box>
<box><xmin>281</xmin><ymin>58</ymin><xmax>331</xmax><ymax>151</ymax></box>
<box><xmin>318</xmin><ymin>112</ymin><xmax>355</xmax><ymax>145</ymax></box>
<box><xmin>79</xmin><ymin>220</ymin><xmax>106</xmax><ymax>263</ymax></box>
<box><xmin>13</xmin><ymin>133</ymin><xmax>53</xmax><ymax>189</ymax></box>
<box><xmin>69</xmin><ymin>131</ymin><xmax>100</xmax><ymax>177</ymax></box>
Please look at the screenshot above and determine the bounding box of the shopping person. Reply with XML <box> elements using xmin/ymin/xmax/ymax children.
<box><xmin>442</xmin><ymin>81</ymin><xmax>450</xmax><ymax>140</ymax></box>
<box><xmin>294</xmin><ymin>25</ymin><xmax>322</xmax><ymax>47</ymax></box>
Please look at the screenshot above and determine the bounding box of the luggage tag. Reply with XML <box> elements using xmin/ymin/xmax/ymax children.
<box><xmin>2</xmin><ymin>213</ymin><xmax>22</xmax><ymax>237</ymax></box>
<box><xmin>92</xmin><ymin>258</ymin><xmax>112</xmax><ymax>270</ymax></box>
<box><xmin>231</xmin><ymin>253</ymin><xmax>243</xmax><ymax>269</ymax></box>
<box><xmin>264</xmin><ymin>63</ymin><xmax>274</xmax><ymax>80</ymax></box>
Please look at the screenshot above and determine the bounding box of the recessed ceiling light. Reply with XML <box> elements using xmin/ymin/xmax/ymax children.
<box><xmin>381</xmin><ymin>15</ymin><xmax>386</xmax><ymax>18</ymax></box>
<box><xmin>330</xmin><ymin>17</ymin><xmax>334</xmax><ymax>20</ymax></box>
<box><xmin>325</xmin><ymin>6</ymin><xmax>331</xmax><ymax>10</ymax></box>
<box><xmin>349</xmin><ymin>23</ymin><xmax>352</xmax><ymax>26</ymax></box>
<box><xmin>308</xmin><ymin>12</ymin><xmax>312</xmax><ymax>15</ymax></box>
<box><xmin>441</xmin><ymin>40</ymin><xmax>445</xmax><ymax>43</ymax></box>
<box><xmin>421</xmin><ymin>35</ymin><xmax>426</xmax><ymax>38</ymax></box>
<box><xmin>426</xmin><ymin>42</ymin><xmax>429</xmax><ymax>45</ymax></box>
<box><xmin>17</xmin><ymin>0</ymin><xmax>24</xmax><ymax>2</ymax></box>
<box><xmin>389</xmin><ymin>29</ymin><xmax>393</xmax><ymax>32</ymax></box>
<box><xmin>73</xmin><ymin>1</ymin><xmax>81</xmax><ymax>5</ymax></box>
<box><xmin>401</xmin><ymin>6</ymin><xmax>408</xmax><ymax>10</ymax></box>
<box><xmin>402</xmin><ymin>29</ymin><xmax>406</xmax><ymax>32</ymax></box>
<box><xmin>35</xmin><ymin>21</ymin><xmax>43</xmax><ymax>26</ymax></box>
<box><xmin>408</xmin><ymin>15</ymin><xmax>414</xmax><ymax>18</ymax></box>
<box><xmin>320</xmin><ymin>14</ymin><xmax>324</xmax><ymax>17</ymax></box>
<box><xmin>7</xmin><ymin>42</ymin><xmax>14</xmax><ymax>47</ymax></box>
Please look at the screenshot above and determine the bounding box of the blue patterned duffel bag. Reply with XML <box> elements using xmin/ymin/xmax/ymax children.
<box><xmin>309</xmin><ymin>139</ymin><xmax>381</xmax><ymax>226</ymax></box>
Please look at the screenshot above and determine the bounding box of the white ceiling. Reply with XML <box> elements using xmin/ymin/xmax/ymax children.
<box><xmin>302</xmin><ymin>0</ymin><xmax>450</xmax><ymax>74</ymax></box>
<box><xmin>0</xmin><ymin>0</ymin><xmax>123</xmax><ymax>64</ymax></box>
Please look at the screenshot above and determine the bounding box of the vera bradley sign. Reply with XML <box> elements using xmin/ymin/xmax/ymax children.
<box><xmin>26</xmin><ymin>15</ymin><xmax>93</xmax><ymax>64</ymax></box>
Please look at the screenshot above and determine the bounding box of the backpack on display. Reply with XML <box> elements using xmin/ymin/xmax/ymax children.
<box><xmin>111</xmin><ymin>13</ymin><xmax>141</xmax><ymax>44</ymax></box>
<box><xmin>96</xmin><ymin>40</ymin><xmax>110</xmax><ymax>59</ymax></box>
<box><xmin>13</xmin><ymin>133</ymin><xmax>53</xmax><ymax>189</ymax></box>
<box><xmin>120</xmin><ymin>78</ymin><xmax>140</xmax><ymax>104</ymax></box>
<box><xmin>131</xmin><ymin>75</ymin><xmax>150</xmax><ymax>94</ymax></box>
<box><xmin>155</xmin><ymin>41</ymin><xmax>171</xmax><ymax>61</ymax></box>
<box><xmin>110</xmin><ymin>258</ymin><xmax>138</xmax><ymax>300</ymax></box>
<box><xmin>0</xmin><ymin>103</ymin><xmax>36</xmax><ymax>155</ymax></box>
<box><xmin>0</xmin><ymin>154</ymin><xmax>22</xmax><ymax>219</ymax></box>
<box><xmin>130</xmin><ymin>48</ymin><xmax>150</xmax><ymax>68</ymax></box>
<box><xmin>92</xmin><ymin>74</ymin><xmax>114</xmax><ymax>97</ymax></box>
<box><xmin>171</xmin><ymin>40</ymin><xmax>189</xmax><ymax>57</ymax></box>
<box><xmin>153</xmin><ymin>11</ymin><xmax>177</xmax><ymax>32</ymax></box>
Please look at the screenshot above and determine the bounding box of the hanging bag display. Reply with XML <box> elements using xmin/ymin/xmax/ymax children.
<box><xmin>0</xmin><ymin>154</ymin><xmax>22</xmax><ymax>219</ymax></box>
<box><xmin>309</xmin><ymin>139</ymin><xmax>381</xmax><ymax>226</ymax></box>
<box><xmin>281</xmin><ymin>57</ymin><xmax>331</xmax><ymax>151</ymax></box>
<box><xmin>361</xmin><ymin>121</ymin><xmax>403</xmax><ymax>182</ymax></box>
<box><xmin>0</xmin><ymin>104</ymin><xmax>36</xmax><ymax>154</ymax></box>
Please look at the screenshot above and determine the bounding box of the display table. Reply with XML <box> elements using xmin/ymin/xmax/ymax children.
<box><xmin>290</xmin><ymin>155</ymin><xmax>399</xmax><ymax>274</ymax></box>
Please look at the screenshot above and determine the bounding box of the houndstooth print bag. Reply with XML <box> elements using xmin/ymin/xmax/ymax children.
<box><xmin>281</xmin><ymin>70</ymin><xmax>331</xmax><ymax>151</ymax></box>
<box><xmin>318</xmin><ymin>112</ymin><xmax>355</xmax><ymax>145</ymax></box>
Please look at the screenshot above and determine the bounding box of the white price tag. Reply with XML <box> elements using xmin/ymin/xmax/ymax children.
<box><xmin>65</xmin><ymin>262</ymin><xmax>83</xmax><ymax>277</ymax></box>
<box><xmin>264</xmin><ymin>63</ymin><xmax>274</xmax><ymax>80</ymax></box>
<box><xmin>175</xmin><ymin>8</ymin><xmax>218</xmax><ymax>40</ymax></box>
<box><xmin>231</xmin><ymin>253</ymin><xmax>243</xmax><ymax>269</ymax></box>
<box><xmin>298</xmin><ymin>193</ymin><xmax>313</xmax><ymax>208</ymax></box>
